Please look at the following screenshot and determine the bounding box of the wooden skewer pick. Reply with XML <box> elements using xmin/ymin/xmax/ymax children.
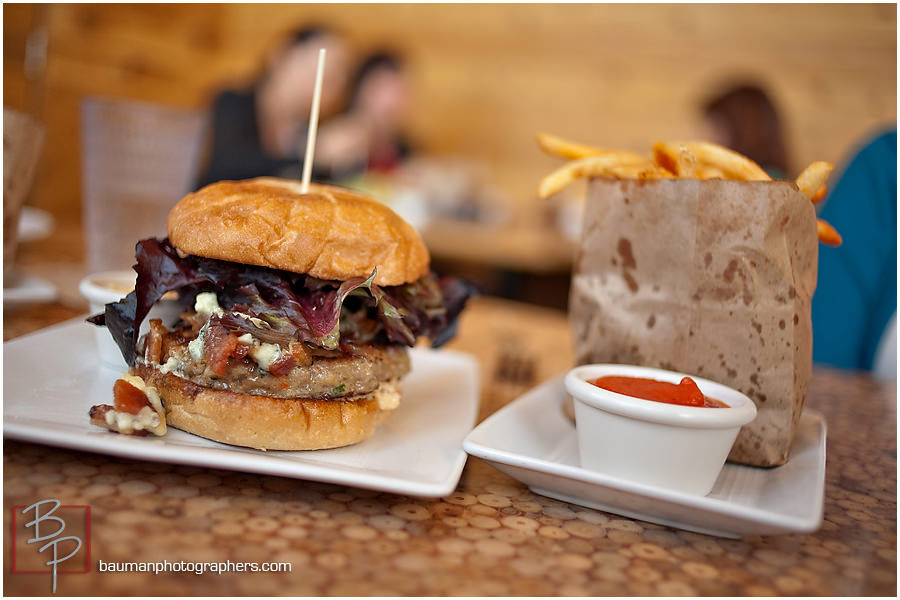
<box><xmin>300</xmin><ymin>48</ymin><xmax>327</xmax><ymax>194</ymax></box>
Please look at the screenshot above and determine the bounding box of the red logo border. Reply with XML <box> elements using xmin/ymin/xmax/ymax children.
<box><xmin>11</xmin><ymin>504</ymin><xmax>92</xmax><ymax>574</ymax></box>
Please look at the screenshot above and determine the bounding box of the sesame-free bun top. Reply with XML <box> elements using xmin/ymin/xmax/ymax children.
<box><xmin>167</xmin><ymin>177</ymin><xmax>430</xmax><ymax>286</ymax></box>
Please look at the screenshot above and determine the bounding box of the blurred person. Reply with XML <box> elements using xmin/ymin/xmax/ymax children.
<box><xmin>700</xmin><ymin>82</ymin><xmax>790</xmax><ymax>179</ymax></box>
<box><xmin>314</xmin><ymin>50</ymin><xmax>414</xmax><ymax>181</ymax></box>
<box><xmin>195</xmin><ymin>26</ymin><xmax>351</xmax><ymax>188</ymax></box>
<box><xmin>811</xmin><ymin>128</ymin><xmax>897</xmax><ymax>378</ymax></box>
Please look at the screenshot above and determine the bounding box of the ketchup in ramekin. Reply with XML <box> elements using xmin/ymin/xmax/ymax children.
<box><xmin>588</xmin><ymin>376</ymin><xmax>728</xmax><ymax>408</ymax></box>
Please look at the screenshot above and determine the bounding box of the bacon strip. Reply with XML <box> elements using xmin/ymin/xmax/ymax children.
<box><xmin>143</xmin><ymin>318</ymin><xmax>165</xmax><ymax>364</ymax></box>
<box><xmin>203</xmin><ymin>321</ymin><xmax>249</xmax><ymax>377</ymax></box>
<box><xmin>113</xmin><ymin>380</ymin><xmax>152</xmax><ymax>414</ymax></box>
<box><xmin>267</xmin><ymin>355</ymin><xmax>297</xmax><ymax>376</ymax></box>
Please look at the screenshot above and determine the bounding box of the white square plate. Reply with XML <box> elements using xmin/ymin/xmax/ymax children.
<box><xmin>4</xmin><ymin>318</ymin><xmax>480</xmax><ymax>497</ymax></box>
<box><xmin>3</xmin><ymin>272</ymin><xmax>57</xmax><ymax>307</ymax></box>
<box><xmin>463</xmin><ymin>375</ymin><xmax>826</xmax><ymax>538</ymax></box>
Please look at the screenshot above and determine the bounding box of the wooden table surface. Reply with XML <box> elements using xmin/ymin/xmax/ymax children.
<box><xmin>3</xmin><ymin>290</ymin><xmax>897</xmax><ymax>596</ymax></box>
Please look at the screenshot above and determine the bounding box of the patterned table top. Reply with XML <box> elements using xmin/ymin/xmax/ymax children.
<box><xmin>3</xmin><ymin>296</ymin><xmax>896</xmax><ymax>596</ymax></box>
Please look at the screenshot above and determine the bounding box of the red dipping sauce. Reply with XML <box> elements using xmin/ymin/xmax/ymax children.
<box><xmin>588</xmin><ymin>375</ymin><xmax>728</xmax><ymax>408</ymax></box>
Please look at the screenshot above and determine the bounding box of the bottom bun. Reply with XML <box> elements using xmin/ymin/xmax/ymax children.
<box><xmin>134</xmin><ymin>365</ymin><xmax>400</xmax><ymax>450</ymax></box>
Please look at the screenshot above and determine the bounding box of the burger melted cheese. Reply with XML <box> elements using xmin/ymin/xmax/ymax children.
<box><xmin>89</xmin><ymin>178</ymin><xmax>472</xmax><ymax>450</ymax></box>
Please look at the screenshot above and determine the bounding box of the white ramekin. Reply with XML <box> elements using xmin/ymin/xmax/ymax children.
<box><xmin>79</xmin><ymin>270</ymin><xmax>183</xmax><ymax>369</ymax></box>
<box><xmin>564</xmin><ymin>364</ymin><xmax>757</xmax><ymax>496</ymax></box>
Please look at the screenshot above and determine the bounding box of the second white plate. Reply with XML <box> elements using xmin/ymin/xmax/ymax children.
<box><xmin>463</xmin><ymin>375</ymin><xmax>826</xmax><ymax>538</ymax></box>
<box><xmin>3</xmin><ymin>271</ymin><xmax>58</xmax><ymax>307</ymax></box>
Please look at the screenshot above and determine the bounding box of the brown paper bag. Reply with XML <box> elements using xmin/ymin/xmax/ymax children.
<box><xmin>569</xmin><ymin>178</ymin><xmax>818</xmax><ymax>467</ymax></box>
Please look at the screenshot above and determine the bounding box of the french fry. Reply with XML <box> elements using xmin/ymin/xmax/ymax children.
<box><xmin>810</xmin><ymin>186</ymin><xmax>827</xmax><ymax>203</ymax></box>
<box><xmin>535</xmin><ymin>132</ymin><xmax>837</xmax><ymax>235</ymax></box>
<box><xmin>537</xmin><ymin>133</ymin><xmax>617</xmax><ymax>160</ymax></box>
<box><xmin>652</xmin><ymin>142</ymin><xmax>678</xmax><ymax>175</ymax></box>
<box><xmin>677</xmin><ymin>146</ymin><xmax>699</xmax><ymax>178</ymax></box>
<box><xmin>795</xmin><ymin>161</ymin><xmax>834</xmax><ymax>200</ymax></box>
<box><xmin>697</xmin><ymin>165</ymin><xmax>726</xmax><ymax>179</ymax></box>
<box><xmin>652</xmin><ymin>142</ymin><xmax>699</xmax><ymax>177</ymax></box>
<box><xmin>537</xmin><ymin>152</ymin><xmax>651</xmax><ymax>199</ymax></box>
<box><xmin>661</xmin><ymin>140</ymin><xmax>771</xmax><ymax>181</ymax></box>
<box><xmin>603</xmin><ymin>163</ymin><xmax>675</xmax><ymax>179</ymax></box>
<box><xmin>817</xmin><ymin>218</ymin><xmax>842</xmax><ymax>246</ymax></box>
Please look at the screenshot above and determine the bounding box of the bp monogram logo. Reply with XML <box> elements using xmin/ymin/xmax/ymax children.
<box><xmin>11</xmin><ymin>500</ymin><xmax>91</xmax><ymax>593</ymax></box>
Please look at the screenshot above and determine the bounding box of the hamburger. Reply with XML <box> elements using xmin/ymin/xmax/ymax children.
<box><xmin>88</xmin><ymin>177</ymin><xmax>472</xmax><ymax>450</ymax></box>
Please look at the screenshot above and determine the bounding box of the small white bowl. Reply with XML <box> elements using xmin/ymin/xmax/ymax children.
<box><xmin>79</xmin><ymin>270</ymin><xmax>183</xmax><ymax>369</ymax></box>
<box><xmin>564</xmin><ymin>364</ymin><xmax>757</xmax><ymax>496</ymax></box>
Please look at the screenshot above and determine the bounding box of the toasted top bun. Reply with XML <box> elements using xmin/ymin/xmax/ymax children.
<box><xmin>167</xmin><ymin>177</ymin><xmax>430</xmax><ymax>286</ymax></box>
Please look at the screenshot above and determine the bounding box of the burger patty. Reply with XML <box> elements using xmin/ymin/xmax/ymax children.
<box><xmin>150</xmin><ymin>333</ymin><xmax>410</xmax><ymax>400</ymax></box>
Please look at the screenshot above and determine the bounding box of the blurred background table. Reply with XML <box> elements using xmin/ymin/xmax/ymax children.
<box><xmin>4</xmin><ymin>291</ymin><xmax>896</xmax><ymax>596</ymax></box>
<box><xmin>422</xmin><ymin>218</ymin><xmax>576</xmax><ymax>310</ymax></box>
<box><xmin>422</xmin><ymin>219</ymin><xmax>575</xmax><ymax>273</ymax></box>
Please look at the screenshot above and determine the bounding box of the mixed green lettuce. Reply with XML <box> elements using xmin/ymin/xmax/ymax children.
<box><xmin>89</xmin><ymin>238</ymin><xmax>474</xmax><ymax>365</ymax></box>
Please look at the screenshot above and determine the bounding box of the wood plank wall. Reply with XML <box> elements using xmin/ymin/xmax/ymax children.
<box><xmin>4</xmin><ymin>3</ymin><xmax>897</xmax><ymax>224</ymax></box>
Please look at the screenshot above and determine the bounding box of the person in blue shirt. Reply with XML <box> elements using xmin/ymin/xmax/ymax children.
<box><xmin>811</xmin><ymin>128</ymin><xmax>897</xmax><ymax>376</ymax></box>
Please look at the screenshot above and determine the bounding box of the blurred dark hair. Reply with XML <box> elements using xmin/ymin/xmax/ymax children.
<box><xmin>702</xmin><ymin>83</ymin><xmax>790</xmax><ymax>176</ymax></box>
<box><xmin>286</xmin><ymin>25</ymin><xmax>332</xmax><ymax>46</ymax></box>
<box><xmin>256</xmin><ymin>25</ymin><xmax>337</xmax><ymax>84</ymax></box>
<box><xmin>347</xmin><ymin>51</ymin><xmax>405</xmax><ymax>110</ymax></box>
